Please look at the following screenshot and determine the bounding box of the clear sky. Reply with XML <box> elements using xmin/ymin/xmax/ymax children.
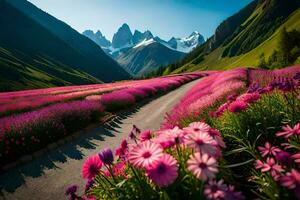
<box><xmin>28</xmin><ymin>0</ymin><xmax>253</xmax><ymax>41</ymax></box>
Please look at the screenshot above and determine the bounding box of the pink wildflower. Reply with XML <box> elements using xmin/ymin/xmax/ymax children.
<box><xmin>238</xmin><ymin>92</ymin><xmax>261</xmax><ymax>104</ymax></box>
<box><xmin>276</xmin><ymin>123</ymin><xmax>300</xmax><ymax>139</ymax></box>
<box><xmin>255</xmin><ymin>158</ymin><xmax>284</xmax><ymax>181</ymax></box>
<box><xmin>146</xmin><ymin>154</ymin><xmax>178</xmax><ymax>187</ymax></box>
<box><xmin>187</xmin><ymin>153</ymin><xmax>218</xmax><ymax>181</ymax></box>
<box><xmin>128</xmin><ymin>141</ymin><xmax>163</xmax><ymax>168</ymax></box>
<box><xmin>184</xmin><ymin>122</ymin><xmax>211</xmax><ymax>134</ymax></box>
<box><xmin>228</xmin><ymin>100</ymin><xmax>248</xmax><ymax>113</ymax></box>
<box><xmin>185</xmin><ymin>131</ymin><xmax>219</xmax><ymax>156</ymax></box>
<box><xmin>215</xmin><ymin>102</ymin><xmax>230</xmax><ymax>117</ymax></box>
<box><xmin>225</xmin><ymin>185</ymin><xmax>245</xmax><ymax>200</ymax></box>
<box><xmin>258</xmin><ymin>142</ymin><xmax>281</xmax><ymax>157</ymax></box>
<box><xmin>204</xmin><ymin>179</ymin><xmax>227</xmax><ymax>200</ymax></box>
<box><xmin>280</xmin><ymin>169</ymin><xmax>300</xmax><ymax>199</ymax></box>
<box><xmin>139</xmin><ymin>130</ymin><xmax>152</xmax><ymax>142</ymax></box>
<box><xmin>291</xmin><ymin>153</ymin><xmax>300</xmax><ymax>166</ymax></box>
<box><xmin>82</xmin><ymin>155</ymin><xmax>102</xmax><ymax>179</ymax></box>
<box><xmin>153</xmin><ymin>126</ymin><xmax>185</xmax><ymax>148</ymax></box>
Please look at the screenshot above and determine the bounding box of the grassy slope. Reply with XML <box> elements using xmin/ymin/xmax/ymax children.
<box><xmin>173</xmin><ymin>8</ymin><xmax>300</xmax><ymax>73</ymax></box>
<box><xmin>0</xmin><ymin>47</ymin><xmax>102</xmax><ymax>91</ymax></box>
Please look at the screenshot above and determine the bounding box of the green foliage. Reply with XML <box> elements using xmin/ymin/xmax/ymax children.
<box><xmin>258</xmin><ymin>28</ymin><xmax>300</xmax><ymax>69</ymax></box>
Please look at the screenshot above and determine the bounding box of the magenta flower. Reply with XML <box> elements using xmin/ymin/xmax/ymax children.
<box><xmin>185</xmin><ymin>131</ymin><xmax>219</xmax><ymax>156</ymax></box>
<box><xmin>204</xmin><ymin>179</ymin><xmax>227</xmax><ymax>200</ymax></box>
<box><xmin>82</xmin><ymin>155</ymin><xmax>102</xmax><ymax>179</ymax></box>
<box><xmin>258</xmin><ymin>142</ymin><xmax>281</xmax><ymax>157</ymax></box>
<box><xmin>115</xmin><ymin>139</ymin><xmax>128</xmax><ymax>159</ymax></box>
<box><xmin>98</xmin><ymin>148</ymin><xmax>114</xmax><ymax>165</ymax></box>
<box><xmin>215</xmin><ymin>102</ymin><xmax>230</xmax><ymax>117</ymax></box>
<box><xmin>139</xmin><ymin>130</ymin><xmax>152</xmax><ymax>142</ymax></box>
<box><xmin>280</xmin><ymin>169</ymin><xmax>300</xmax><ymax>189</ymax></box>
<box><xmin>104</xmin><ymin>161</ymin><xmax>127</xmax><ymax>178</ymax></box>
<box><xmin>255</xmin><ymin>158</ymin><xmax>284</xmax><ymax>181</ymax></box>
<box><xmin>146</xmin><ymin>154</ymin><xmax>178</xmax><ymax>187</ymax></box>
<box><xmin>228</xmin><ymin>100</ymin><xmax>248</xmax><ymax>113</ymax></box>
<box><xmin>187</xmin><ymin>153</ymin><xmax>218</xmax><ymax>181</ymax></box>
<box><xmin>276</xmin><ymin>123</ymin><xmax>300</xmax><ymax>139</ymax></box>
<box><xmin>128</xmin><ymin>141</ymin><xmax>163</xmax><ymax>168</ymax></box>
<box><xmin>238</xmin><ymin>92</ymin><xmax>261</xmax><ymax>104</ymax></box>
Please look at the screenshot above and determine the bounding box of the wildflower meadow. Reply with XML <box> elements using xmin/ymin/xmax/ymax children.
<box><xmin>68</xmin><ymin>65</ymin><xmax>300</xmax><ymax>200</ymax></box>
<box><xmin>0</xmin><ymin>73</ymin><xmax>202</xmax><ymax>164</ymax></box>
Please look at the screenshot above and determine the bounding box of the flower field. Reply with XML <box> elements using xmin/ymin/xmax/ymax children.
<box><xmin>69</xmin><ymin>65</ymin><xmax>300</xmax><ymax>199</ymax></box>
<box><xmin>0</xmin><ymin>73</ymin><xmax>203</xmax><ymax>164</ymax></box>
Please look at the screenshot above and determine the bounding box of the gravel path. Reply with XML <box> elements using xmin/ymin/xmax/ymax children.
<box><xmin>0</xmin><ymin>79</ymin><xmax>200</xmax><ymax>200</ymax></box>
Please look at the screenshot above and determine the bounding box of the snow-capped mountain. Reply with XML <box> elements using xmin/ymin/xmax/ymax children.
<box><xmin>166</xmin><ymin>31</ymin><xmax>205</xmax><ymax>53</ymax></box>
<box><xmin>82</xmin><ymin>24</ymin><xmax>205</xmax><ymax>75</ymax></box>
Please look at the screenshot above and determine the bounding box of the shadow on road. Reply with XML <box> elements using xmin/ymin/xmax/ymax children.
<box><xmin>0</xmin><ymin>107</ymin><xmax>139</xmax><ymax>195</ymax></box>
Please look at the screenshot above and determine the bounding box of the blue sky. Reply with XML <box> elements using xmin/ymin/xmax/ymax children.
<box><xmin>28</xmin><ymin>0</ymin><xmax>253</xmax><ymax>41</ymax></box>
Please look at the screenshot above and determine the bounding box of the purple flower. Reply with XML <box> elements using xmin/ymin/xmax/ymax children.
<box><xmin>275</xmin><ymin>151</ymin><xmax>293</xmax><ymax>166</ymax></box>
<box><xmin>65</xmin><ymin>185</ymin><xmax>78</xmax><ymax>200</ymax></box>
<box><xmin>278</xmin><ymin>79</ymin><xmax>295</xmax><ymax>92</ymax></box>
<box><xmin>293</xmin><ymin>72</ymin><xmax>300</xmax><ymax>80</ymax></box>
<box><xmin>247</xmin><ymin>83</ymin><xmax>262</xmax><ymax>93</ymax></box>
<box><xmin>99</xmin><ymin>148</ymin><xmax>114</xmax><ymax>165</ymax></box>
<box><xmin>85</xmin><ymin>179</ymin><xmax>94</xmax><ymax>192</ymax></box>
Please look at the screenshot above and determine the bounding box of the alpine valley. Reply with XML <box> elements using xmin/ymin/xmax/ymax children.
<box><xmin>83</xmin><ymin>24</ymin><xmax>205</xmax><ymax>76</ymax></box>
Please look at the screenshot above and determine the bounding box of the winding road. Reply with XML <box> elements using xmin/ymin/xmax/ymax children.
<box><xmin>0</xmin><ymin>79</ymin><xmax>200</xmax><ymax>200</ymax></box>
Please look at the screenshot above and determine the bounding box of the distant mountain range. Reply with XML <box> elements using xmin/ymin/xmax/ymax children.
<box><xmin>0</xmin><ymin>0</ymin><xmax>130</xmax><ymax>91</ymax></box>
<box><xmin>157</xmin><ymin>0</ymin><xmax>300</xmax><ymax>75</ymax></box>
<box><xmin>83</xmin><ymin>24</ymin><xmax>204</xmax><ymax>76</ymax></box>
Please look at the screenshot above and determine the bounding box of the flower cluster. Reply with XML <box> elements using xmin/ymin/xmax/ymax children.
<box><xmin>254</xmin><ymin>123</ymin><xmax>300</xmax><ymax>199</ymax></box>
<box><xmin>71</xmin><ymin>122</ymin><xmax>244</xmax><ymax>200</ymax></box>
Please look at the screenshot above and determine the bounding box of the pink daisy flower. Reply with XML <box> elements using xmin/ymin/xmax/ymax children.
<box><xmin>153</xmin><ymin>126</ymin><xmax>185</xmax><ymax>148</ymax></box>
<box><xmin>204</xmin><ymin>179</ymin><xmax>227</xmax><ymax>200</ymax></box>
<box><xmin>82</xmin><ymin>155</ymin><xmax>102</xmax><ymax>179</ymax></box>
<box><xmin>128</xmin><ymin>141</ymin><xmax>163</xmax><ymax>168</ymax></box>
<box><xmin>276</xmin><ymin>123</ymin><xmax>300</xmax><ymax>139</ymax></box>
<box><xmin>185</xmin><ymin>131</ymin><xmax>219</xmax><ymax>156</ymax></box>
<box><xmin>139</xmin><ymin>130</ymin><xmax>152</xmax><ymax>142</ymax></box>
<box><xmin>184</xmin><ymin>122</ymin><xmax>211</xmax><ymax>134</ymax></box>
<box><xmin>187</xmin><ymin>153</ymin><xmax>218</xmax><ymax>181</ymax></box>
<box><xmin>258</xmin><ymin>142</ymin><xmax>281</xmax><ymax>157</ymax></box>
<box><xmin>146</xmin><ymin>154</ymin><xmax>178</xmax><ymax>187</ymax></box>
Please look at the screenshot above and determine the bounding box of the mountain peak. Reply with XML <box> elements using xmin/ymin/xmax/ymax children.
<box><xmin>112</xmin><ymin>23</ymin><xmax>133</xmax><ymax>48</ymax></box>
<box><xmin>189</xmin><ymin>31</ymin><xmax>200</xmax><ymax>37</ymax></box>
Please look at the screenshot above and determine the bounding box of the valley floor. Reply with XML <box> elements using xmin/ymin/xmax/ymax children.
<box><xmin>0</xmin><ymin>79</ymin><xmax>200</xmax><ymax>200</ymax></box>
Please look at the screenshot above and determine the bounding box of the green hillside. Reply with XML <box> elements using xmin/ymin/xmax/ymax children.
<box><xmin>0</xmin><ymin>0</ymin><xmax>130</xmax><ymax>91</ymax></box>
<box><xmin>157</xmin><ymin>0</ymin><xmax>300</xmax><ymax>74</ymax></box>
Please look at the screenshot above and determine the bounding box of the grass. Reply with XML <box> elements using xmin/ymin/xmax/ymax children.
<box><xmin>172</xmin><ymin>9</ymin><xmax>300</xmax><ymax>73</ymax></box>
